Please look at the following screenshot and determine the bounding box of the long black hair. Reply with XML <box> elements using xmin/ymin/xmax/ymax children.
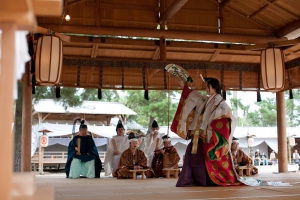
<box><xmin>204</xmin><ymin>77</ymin><xmax>221</xmax><ymax>94</ymax></box>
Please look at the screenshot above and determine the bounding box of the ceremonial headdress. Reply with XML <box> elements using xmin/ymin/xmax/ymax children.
<box><xmin>79</xmin><ymin>120</ymin><xmax>87</xmax><ymax>129</ymax></box>
<box><xmin>162</xmin><ymin>135</ymin><xmax>171</xmax><ymax>142</ymax></box>
<box><xmin>72</xmin><ymin>118</ymin><xmax>87</xmax><ymax>135</ymax></box>
<box><xmin>128</xmin><ymin>132</ymin><xmax>138</xmax><ymax>142</ymax></box>
<box><xmin>232</xmin><ymin>137</ymin><xmax>239</xmax><ymax>143</ymax></box>
<box><xmin>116</xmin><ymin>120</ymin><xmax>125</xmax><ymax>131</ymax></box>
<box><xmin>152</xmin><ymin>120</ymin><xmax>159</xmax><ymax>128</ymax></box>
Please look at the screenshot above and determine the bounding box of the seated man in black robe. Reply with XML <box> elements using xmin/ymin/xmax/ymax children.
<box><xmin>65</xmin><ymin>120</ymin><xmax>102</xmax><ymax>178</ymax></box>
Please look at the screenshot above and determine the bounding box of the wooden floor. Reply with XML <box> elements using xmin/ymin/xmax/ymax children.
<box><xmin>36</xmin><ymin>165</ymin><xmax>300</xmax><ymax>200</ymax></box>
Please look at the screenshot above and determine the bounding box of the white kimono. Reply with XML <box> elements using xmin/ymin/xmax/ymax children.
<box><xmin>143</xmin><ymin>132</ymin><xmax>164</xmax><ymax>166</ymax></box>
<box><xmin>103</xmin><ymin>135</ymin><xmax>129</xmax><ymax>176</ymax></box>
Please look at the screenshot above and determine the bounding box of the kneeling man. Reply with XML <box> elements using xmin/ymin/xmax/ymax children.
<box><xmin>231</xmin><ymin>137</ymin><xmax>258</xmax><ymax>176</ymax></box>
<box><xmin>152</xmin><ymin>135</ymin><xmax>180</xmax><ymax>177</ymax></box>
<box><xmin>66</xmin><ymin>120</ymin><xmax>102</xmax><ymax>178</ymax></box>
<box><xmin>113</xmin><ymin>132</ymin><xmax>153</xmax><ymax>179</ymax></box>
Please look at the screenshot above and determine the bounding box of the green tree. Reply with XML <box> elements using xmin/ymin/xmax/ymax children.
<box><xmin>230</xmin><ymin>89</ymin><xmax>300</xmax><ymax>127</ymax></box>
<box><xmin>122</xmin><ymin>90</ymin><xmax>178</xmax><ymax>126</ymax></box>
<box><xmin>285</xmin><ymin>89</ymin><xmax>300</xmax><ymax>126</ymax></box>
<box><xmin>230</xmin><ymin>98</ymin><xmax>250</xmax><ymax>127</ymax></box>
<box><xmin>33</xmin><ymin>87</ymin><xmax>120</xmax><ymax>110</ymax></box>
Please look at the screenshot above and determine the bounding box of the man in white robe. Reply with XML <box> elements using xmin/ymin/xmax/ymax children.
<box><xmin>103</xmin><ymin>120</ymin><xmax>129</xmax><ymax>176</ymax></box>
<box><xmin>143</xmin><ymin>120</ymin><xmax>164</xmax><ymax>166</ymax></box>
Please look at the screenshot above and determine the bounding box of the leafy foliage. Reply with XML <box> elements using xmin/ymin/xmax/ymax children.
<box><xmin>121</xmin><ymin>90</ymin><xmax>178</xmax><ymax>126</ymax></box>
<box><xmin>33</xmin><ymin>87</ymin><xmax>176</xmax><ymax>126</ymax></box>
<box><xmin>230</xmin><ymin>90</ymin><xmax>300</xmax><ymax>127</ymax></box>
<box><xmin>34</xmin><ymin>87</ymin><xmax>120</xmax><ymax>109</ymax></box>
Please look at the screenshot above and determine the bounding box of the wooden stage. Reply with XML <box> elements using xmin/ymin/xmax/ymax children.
<box><xmin>35</xmin><ymin>165</ymin><xmax>300</xmax><ymax>200</ymax></box>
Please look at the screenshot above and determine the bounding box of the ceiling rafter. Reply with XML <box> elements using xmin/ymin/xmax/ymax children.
<box><xmin>159</xmin><ymin>0</ymin><xmax>189</xmax><ymax>24</ymax></box>
<box><xmin>248</xmin><ymin>0</ymin><xmax>279</xmax><ymax>19</ymax></box>
<box><xmin>64</xmin><ymin>0</ymin><xmax>90</xmax><ymax>9</ymax></box>
<box><xmin>219</xmin><ymin>0</ymin><xmax>234</xmax><ymax>9</ymax></box>
<box><xmin>249</xmin><ymin>0</ymin><xmax>299</xmax><ymax>20</ymax></box>
<box><xmin>208</xmin><ymin>0</ymin><xmax>274</xmax><ymax>32</ymax></box>
<box><xmin>275</xmin><ymin>19</ymin><xmax>300</xmax><ymax>39</ymax></box>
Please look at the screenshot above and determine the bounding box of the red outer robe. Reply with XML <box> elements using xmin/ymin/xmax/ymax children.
<box><xmin>203</xmin><ymin>118</ymin><xmax>244</xmax><ymax>186</ymax></box>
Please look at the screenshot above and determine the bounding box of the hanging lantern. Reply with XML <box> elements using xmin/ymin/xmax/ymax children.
<box><xmin>288</xmin><ymin>137</ymin><xmax>295</xmax><ymax>146</ymax></box>
<box><xmin>40</xmin><ymin>135</ymin><xmax>49</xmax><ymax>148</ymax></box>
<box><xmin>260</xmin><ymin>47</ymin><xmax>285</xmax><ymax>91</ymax></box>
<box><xmin>35</xmin><ymin>35</ymin><xmax>63</xmax><ymax>86</ymax></box>
<box><xmin>248</xmin><ymin>137</ymin><xmax>254</xmax><ymax>147</ymax></box>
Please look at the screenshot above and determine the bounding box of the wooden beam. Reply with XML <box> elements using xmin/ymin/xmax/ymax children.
<box><xmin>210</xmin><ymin>50</ymin><xmax>220</xmax><ymax>62</ymax></box>
<box><xmin>32</xmin><ymin>0</ymin><xmax>62</xmax><ymax>16</ymax></box>
<box><xmin>219</xmin><ymin>0</ymin><xmax>234</xmax><ymax>9</ymax></box>
<box><xmin>98</xmin><ymin>2</ymin><xmax>159</xmax><ymax>11</ymax></box>
<box><xmin>95</xmin><ymin>0</ymin><xmax>101</xmax><ymax>26</ymax></box>
<box><xmin>160</xmin><ymin>0</ymin><xmax>166</xmax><ymax>30</ymax></box>
<box><xmin>159</xmin><ymin>0</ymin><xmax>188</xmax><ymax>24</ymax></box>
<box><xmin>248</xmin><ymin>0</ymin><xmax>279</xmax><ymax>19</ymax></box>
<box><xmin>39</xmin><ymin>24</ymin><xmax>286</xmax><ymax>44</ymax></box>
<box><xmin>91</xmin><ymin>43</ymin><xmax>98</xmax><ymax>58</ymax></box>
<box><xmin>275</xmin><ymin>20</ymin><xmax>300</xmax><ymax>39</ymax></box>
<box><xmin>36</xmin><ymin>26</ymin><xmax>70</xmax><ymax>42</ymax></box>
<box><xmin>152</xmin><ymin>47</ymin><xmax>160</xmax><ymax>60</ymax></box>
<box><xmin>245</xmin><ymin>38</ymin><xmax>300</xmax><ymax>51</ymax></box>
<box><xmin>148</xmin><ymin>69</ymin><xmax>161</xmax><ymax>79</ymax></box>
<box><xmin>42</xmin><ymin>113</ymin><xmax>51</xmax><ymax>122</ymax></box>
<box><xmin>208</xmin><ymin>0</ymin><xmax>273</xmax><ymax>31</ymax></box>
<box><xmin>160</xmin><ymin>36</ymin><xmax>167</xmax><ymax>61</ymax></box>
<box><xmin>64</xmin><ymin>0</ymin><xmax>90</xmax><ymax>9</ymax></box>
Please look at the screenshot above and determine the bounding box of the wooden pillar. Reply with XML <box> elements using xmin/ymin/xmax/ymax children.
<box><xmin>21</xmin><ymin>64</ymin><xmax>32</xmax><ymax>172</ymax></box>
<box><xmin>276</xmin><ymin>91</ymin><xmax>288</xmax><ymax>172</ymax></box>
<box><xmin>160</xmin><ymin>0</ymin><xmax>166</xmax><ymax>61</ymax></box>
<box><xmin>0</xmin><ymin>22</ymin><xmax>16</xmax><ymax>200</ymax></box>
<box><xmin>160</xmin><ymin>36</ymin><xmax>166</xmax><ymax>61</ymax></box>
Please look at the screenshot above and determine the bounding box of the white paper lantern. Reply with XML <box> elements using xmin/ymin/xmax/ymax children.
<box><xmin>248</xmin><ymin>137</ymin><xmax>254</xmax><ymax>147</ymax></box>
<box><xmin>260</xmin><ymin>47</ymin><xmax>285</xmax><ymax>91</ymax></box>
<box><xmin>35</xmin><ymin>35</ymin><xmax>63</xmax><ymax>86</ymax></box>
<box><xmin>40</xmin><ymin>135</ymin><xmax>49</xmax><ymax>148</ymax></box>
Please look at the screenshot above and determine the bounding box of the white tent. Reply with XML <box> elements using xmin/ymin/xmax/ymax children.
<box><xmin>32</xmin><ymin>122</ymin><xmax>300</xmax><ymax>158</ymax></box>
<box><xmin>34</xmin><ymin>99</ymin><xmax>137</xmax><ymax>115</ymax></box>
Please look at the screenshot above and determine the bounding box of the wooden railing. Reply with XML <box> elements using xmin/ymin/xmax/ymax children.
<box><xmin>31</xmin><ymin>151</ymin><xmax>106</xmax><ymax>171</ymax></box>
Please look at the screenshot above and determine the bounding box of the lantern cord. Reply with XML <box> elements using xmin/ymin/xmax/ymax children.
<box><xmin>60</xmin><ymin>10</ymin><xmax>65</xmax><ymax>26</ymax></box>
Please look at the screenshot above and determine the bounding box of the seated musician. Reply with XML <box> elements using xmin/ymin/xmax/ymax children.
<box><xmin>113</xmin><ymin>132</ymin><xmax>153</xmax><ymax>179</ymax></box>
<box><xmin>65</xmin><ymin>120</ymin><xmax>102</xmax><ymax>178</ymax></box>
<box><xmin>231</xmin><ymin>137</ymin><xmax>258</xmax><ymax>176</ymax></box>
<box><xmin>152</xmin><ymin>135</ymin><xmax>181</xmax><ymax>178</ymax></box>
